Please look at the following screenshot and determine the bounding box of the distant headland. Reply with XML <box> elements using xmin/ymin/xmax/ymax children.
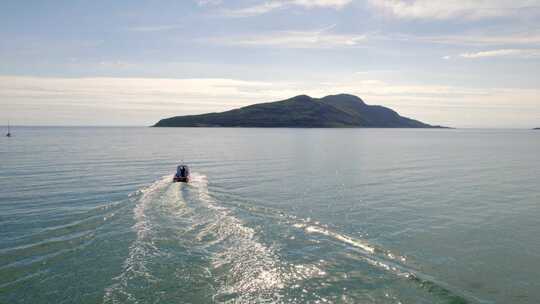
<box><xmin>534</xmin><ymin>128</ymin><xmax>540</xmax><ymax>130</ymax></box>
<box><xmin>154</xmin><ymin>94</ymin><xmax>448</xmax><ymax>128</ymax></box>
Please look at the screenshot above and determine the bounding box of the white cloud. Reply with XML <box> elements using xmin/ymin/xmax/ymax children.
<box><xmin>311</xmin><ymin>77</ymin><xmax>540</xmax><ymax>128</ymax></box>
<box><xmin>97</xmin><ymin>61</ymin><xmax>135</xmax><ymax>68</ymax></box>
<box><xmin>126</xmin><ymin>25</ymin><xmax>182</xmax><ymax>32</ymax></box>
<box><xmin>222</xmin><ymin>0</ymin><xmax>352</xmax><ymax>17</ymax></box>
<box><xmin>460</xmin><ymin>48</ymin><xmax>540</xmax><ymax>58</ymax></box>
<box><xmin>1</xmin><ymin>76</ymin><xmax>539</xmax><ymax>127</ymax></box>
<box><xmin>369</xmin><ymin>0</ymin><xmax>540</xmax><ymax>20</ymax></box>
<box><xmin>203</xmin><ymin>26</ymin><xmax>367</xmax><ymax>48</ymax></box>
<box><xmin>222</xmin><ymin>2</ymin><xmax>284</xmax><ymax>17</ymax></box>
<box><xmin>0</xmin><ymin>76</ymin><xmax>282</xmax><ymax>125</ymax></box>
<box><xmin>289</xmin><ymin>0</ymin><xmax>352</xmax><ymax>8</ymax></box>
<box><xmin>412</xmin><ymin>32</ymin><xmax>540</xmax><ymax>46</ymax></box>
<box><xmin>196</xmin><ymin>0</ymin><xmax>222</xmax><ymax>6</ymax></box>
<box><xmin>370</xmin><ymin>31</ymin><xmax>540</xmax><ymax>50</ymax></box>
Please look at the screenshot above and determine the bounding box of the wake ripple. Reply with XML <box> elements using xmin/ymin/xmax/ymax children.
<box><xmin>190</xmin><ymin>173</ymin><xmax>285</xmax><ymax>303</ymax></box>
<box><xmin>102</xmin><ymin>177</ymin><xmax>166</xmax><ymax>303</ymax></box>
<box><xmin>103</xmin><ymin>174</ymin><xmax>286</xmax><ymax>303</ymax></box>
<box><xmin>103</xmin><ymin>174</ymin><xmax>478</xmax><ymax>304</ymax></box>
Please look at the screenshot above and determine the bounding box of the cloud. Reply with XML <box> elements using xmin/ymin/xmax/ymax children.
<box><xmin>203</xmin><ymin>26</ymin><xmax>367</xmax><ymax>48</ymax></box>
<box><xmin>414</xmin><ymin>32</ymin><xmax>540</xmax><ymax>47</ymax></box>
<box><xmin>371</xmin><ymin>30</ymin><xmax>540</xmax><ymax>49</ymax></box>
<box><xmin>195</xmin><ymin>0</ymin><xmax>222</xmax><ymax>6</ymax></box>
<box><xmin>125</xmin><ymin>25</ymin><xmax>182</xmax><ymax>32</ymax></box>
<box><xmin>97</xmin><ymin>61</ymin><xmax>135</xmax><ymax>68</ymax></box>
<box><xmin>368</xmin><ymin>0</ymin><xmax>540</xmax><ymax>20</ymax></box>
<box><xmin>212</xmin><ymin>28</ymin><xmax>540</xmax><ymax>50</ymax></box>
<box><xmin>222</xmin><ymin>2</ymin><xmax>284</xmax><ymax>17</ymax></box>
<box><xmin>287</xmin><ymin>0</ymin><xmax>352</xmax><ymax>8</ymax></box>
<box><xmin>460</xmin><ymin>48</ymin><xmax>540</xmax><ymax>58</ymax></box>
<box><xmin>0</xmin><ymin>76</ymin><xmax>279</xmax><ymax>125</ymax></box>
<box><xmin>1</xmin><ymin>75</ymin><xmax>539</xmax><ymax>127</ymax></box>
<box><xmin>222</xmin><ymin>0</ymin><xmax>352</xmax><ymax>17</ymax></box>
<box><xmin>310</xmin><ymin>77</ymin><xmax>540</xmax><ymax>128</ymax></box>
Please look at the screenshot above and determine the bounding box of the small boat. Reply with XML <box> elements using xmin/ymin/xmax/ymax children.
<box><xmin>6</xmin><ymin>122</ymin><xmax>11</xmax><ymax>137</ymax></box>
<box><xmin>173</xmin><ymin>164</ymin><xmax>190</xmax><ymax>183</ymax></box>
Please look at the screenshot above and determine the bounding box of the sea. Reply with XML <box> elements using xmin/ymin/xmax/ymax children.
<box><xmin>1</xmin><ymin>127</ymin><xmax>539</xmax><ymax>304</ymax></box>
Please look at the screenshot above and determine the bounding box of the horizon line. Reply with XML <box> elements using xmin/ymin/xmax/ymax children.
<box><xmin>3</xmin><ymin>125</ymin><xmax>538</xmax><ymax>130</ymax></box>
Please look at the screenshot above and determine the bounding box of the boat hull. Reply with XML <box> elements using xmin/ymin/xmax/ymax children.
<box><xmin>173</xmin><ymin>176</ymin><xmax>189</xmax><ymax>183</ymax></box>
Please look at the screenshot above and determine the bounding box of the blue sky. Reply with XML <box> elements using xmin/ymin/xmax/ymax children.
<box><xmin>1</xmin><ymin>0</ymin><xmax>539</xmax><ymax>127</ymax></box>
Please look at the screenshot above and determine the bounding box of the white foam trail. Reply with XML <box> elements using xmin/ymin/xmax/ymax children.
<box><xmin>104</xmin><ymin>173</ymin><xmax>288</xmax><ymax>303</ymax></box>
<box><xmin>290</xmin><ymin>219</ymin><xmax>419</xmax><ymax>289</ymax></box>
<box><xmin>103</xmin><ymin>176</ymin><xmax>171</xmax><ymax>304</ymax></box>
<box><xmin>294</xmin><ymin>220</ymin><xmax>408</xmax><ymax>265</ymax></box>
<box><xmin>303</xmin><ymin>225</ymin><xmax>376</xmax><ymax>254</ymax></box>
<box><xmin>189</xmin><ymin>173</ymin><xmax>285</xmax><ymax>302</ymax></box>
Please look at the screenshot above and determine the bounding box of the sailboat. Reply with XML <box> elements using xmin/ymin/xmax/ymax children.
<box><xmin>6</xmin><ymin>122</ymin><xmax>11</xmax><ymax>137</ymax></box>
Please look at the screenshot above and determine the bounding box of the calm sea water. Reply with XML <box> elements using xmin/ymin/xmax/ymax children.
<box><xmin>1</xmin><ymin>127</ymin><xmax>539</xmax><ymax>304</ymax></box>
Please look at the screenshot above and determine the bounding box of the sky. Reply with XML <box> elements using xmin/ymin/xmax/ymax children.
<box><xmin>1</xmin><ymin>0</ymin><xmax>539</xmax><ymax>128</ymax></box>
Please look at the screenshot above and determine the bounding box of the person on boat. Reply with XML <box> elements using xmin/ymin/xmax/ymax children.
<box><xmin>179</xmin><ymin>166</ymin><xmax>186</xmax><ymax>177</ymax></box>
<box><xmin>176</xmin><ymin>166</ymin><xmax>183</xmax><ymax>177</ymax></box>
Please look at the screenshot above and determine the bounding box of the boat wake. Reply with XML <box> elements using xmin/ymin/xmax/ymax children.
<box><xmin>103</xmin><ymin>174</ymin><xmax>286</xmax><ymax>303</ymax></box>
<box><xmin>103</xmin><ymin>176</ymin><xmax>171</xmax><ymax>303</ymax></box>
<box><xmin>102</xmin><ymin>174</ymin><xmax>478</xmax><ymax>304</ymax></box>
<box><xmin>288</xmin><ymin>219</ymin><xmax>475</xmax><ymax>304</ymax></box>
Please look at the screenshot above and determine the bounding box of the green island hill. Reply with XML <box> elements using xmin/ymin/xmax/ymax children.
<box><xmin>154</xmin><ymin>94</ymin><xmax>449</xmax><ymax>128</ymax></box>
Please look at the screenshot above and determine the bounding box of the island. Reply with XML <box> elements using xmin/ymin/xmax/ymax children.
<box><xmin>534</xmin><ymin>128</ymin><xmax>540</xmax><ymax>130</ymax></box>
<box><xmin>154</xmin><ymin>94</ymin><xmax>447</xmax><ymax>128</ymax></box>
